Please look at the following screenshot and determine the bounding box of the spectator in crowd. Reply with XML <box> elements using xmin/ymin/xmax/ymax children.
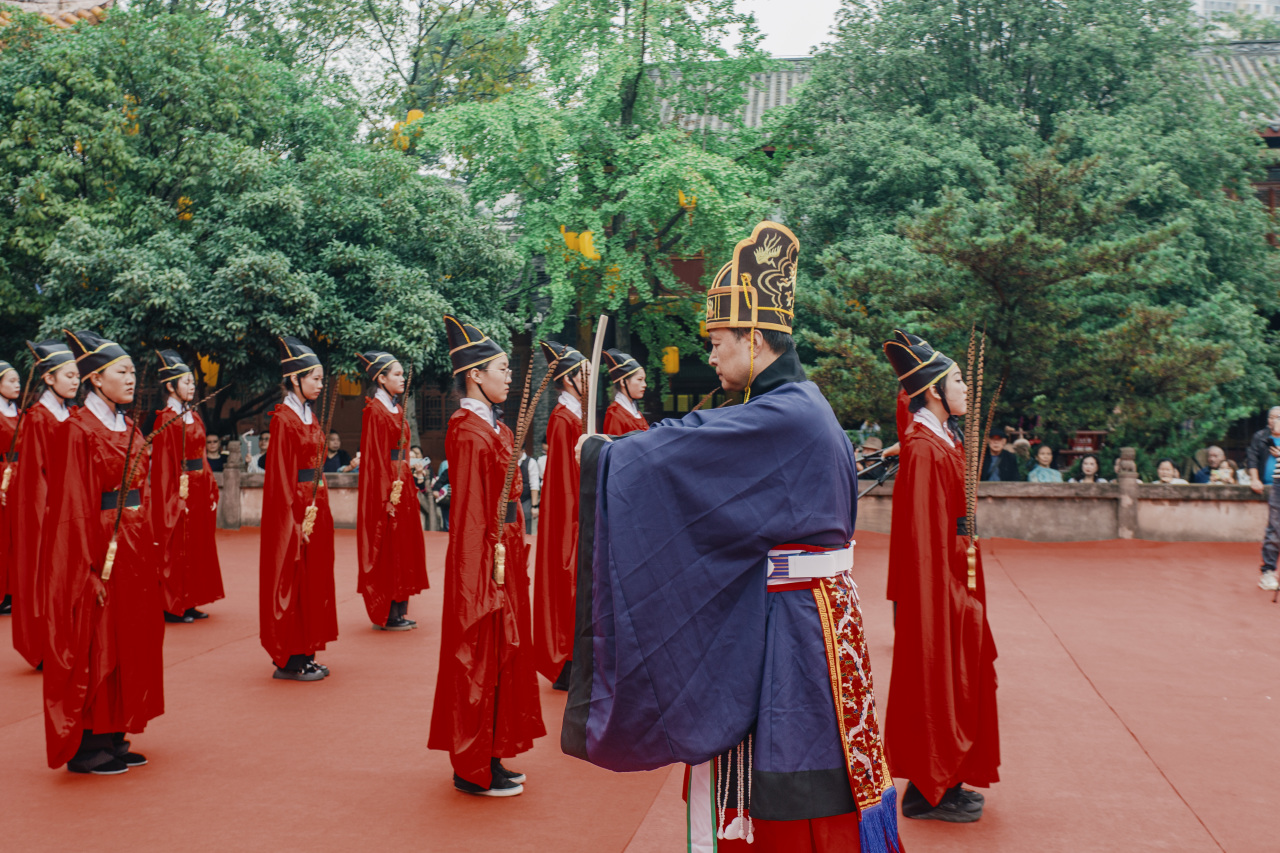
<box><xmin>520</xmin><ymin>448</ymin><xmax>541</xmax><ymax>535</ymax></box>
<box><xmin>1155</xmin><ymin>458</ymin><xmax>1188</xmax><ymax>485</ymax></box>
<box><xmin>1247</xmin><ymin>406</ymin><xmax>1280</xmax><ymax>590</ymax></box>
<box><xmin>1191</xmin><ymin>446</ymin><xmax>1226</xmax><ymax>484</ymax></box>
<box><xmin>533</xmin><ymin>441</ymin><xmax>547</xmax><ymax>487</ymax></box>
<box><xmin>855</xmin><ymin>435</ymin><xmax>884</xmax><ymax>472</ymax></box>
<box><xmin>324</xmin><ymin>430</ymin><xmax>352</xmax><ymax>473</ymax></box>
<box><xmin>432</xmin><ymin>460</ymin><xmax>450</xmax><ymax>531</ymax></box>
<box><xmin>1012</xmin><ymin>437</ymin><xmax>1032</xmax><ymax>468</ymax></box>
<box><xmin>980</xmin><ymin>430</ymin><xmax>1021</xmax><ymax>481</ymax></box>
<box><xmin>1068</xmin><ymin>454</ymin><xmax>1107</xmax><ymax>483</ymax></box>
<box><xmin>408</xmin><ymin>446</ymin><xmax>432</xmax><ymax>530</ymax></box>
<box><xmin>1027</xmin><ymin>444</ymin><xmax>1063</xmax><ymax>483</ymax></box>
<box><xmin>246</xmin><ymin>431</ymin><xmax>269</xmax><ymax>473</ymax></box>
<box><xmin>1210</xmin><ymin>458</ymin><xmax>1242</xmax><ymax>485</ymax></box>
<box><xmin>205</xmin><ymin>434</ymin><xmax>226</xmax><ymax>472</ymax></box>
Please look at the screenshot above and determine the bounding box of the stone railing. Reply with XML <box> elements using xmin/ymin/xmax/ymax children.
<box><xmin>856</xmin><ymin>448</ymin><xmax>1269</xmax><ymax>543</ymax></box>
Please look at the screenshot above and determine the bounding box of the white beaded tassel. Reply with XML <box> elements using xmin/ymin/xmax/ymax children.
<box><xmin>716</xmin><ymin>752</ymin><xmax>728</xmax><ymax>840</ymax></box>
<box><xmin>745</xmin><ymin>733</ymin><xmax>755</xmax><ymax>844</ymax></box>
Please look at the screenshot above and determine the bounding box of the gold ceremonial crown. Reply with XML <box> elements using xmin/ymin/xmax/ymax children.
<box><xmin>704</xmin><ymin>221</ymin><xmax>799</xmax><ymax>334</ymax></box>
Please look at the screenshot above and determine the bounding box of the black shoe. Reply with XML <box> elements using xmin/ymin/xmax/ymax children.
<box><xmin>902</xmin><ymin>783</ymin><xmax>982</xmax><ymax>823</ymax></box>
<box><xmin>402</xmin><ymin>618</ymin><xmax>418</xmax><ymax>629</ymax></box>
<box><xmin>164</xmin><ymin>611</ymin><xmax>194</xmax><ymax>624</ymax></box>
<box><xmin>491</xmin><ymin>757</ymin><xmax>526</xmax><ymax>784</ymax></box>
<box><xmin>184</xmin><ymin>608</ymin><xmax>209</xmax><ymax>620</ymax></box>
<box><xmin>954</xmin><ymin>785</ymin><xmax>984</xmax><ymax>810</ymax></box>
<box><xmin>273</xmin><ymin>664</ymin><xmax>325</xmax><ymax>682</ymax></box>
<box><xmin>67</xmin><ymin>752</ymin><xmax>129</xmax><ymax>775</ymax></box>
<box><xmin>375</xmin><ymin>617</ymin><xmax>413</xmax><ymax>632</ymax></box>
<box><xmin>119</xmin><ymin>752</ymin><xmax>148</xmax><ymax>767</ymax></box>
<box><xmin>551</xmin><ymin>660</ymin><xmax>573</xmax><ymax>691</ymax></box>
<box><xmin>311</xmin><ymin>661</ymin><xmax>330</xmax><ymax>676</ymax></box>
<box><xmin>453</xmin><ymin>773</ymin><xmax>523</xmax><ymax>797</ymax></box>
<box><xmin>0</xmin><ymin>595</ymin><xmax>11</xmax><ymax>615</ymax></box>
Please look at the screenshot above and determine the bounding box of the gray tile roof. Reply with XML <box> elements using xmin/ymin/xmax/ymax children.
<box><xmin>659</xmin><ymin>58</ymin><xmax>812</xmax><ymax>132</ymax></box>
<box><xmin>1193</xmin><ymin>40</ymin><xmax>1280</xmax><ymax>129</ymax></box>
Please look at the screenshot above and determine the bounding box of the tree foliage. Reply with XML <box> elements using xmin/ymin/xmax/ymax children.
<box><xmin>0</xmin><ymin>9</ymin><xmax>519</xmax><ymax>426</ymax></box>
<box><xmin>779</xmin><ymin>0</ymin><xmax>1280</xmax><ymax>458</ymax></box>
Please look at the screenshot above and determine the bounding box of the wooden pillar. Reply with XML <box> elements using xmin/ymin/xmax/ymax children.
<box><xmin>1116</xmin><ymin>446</ymin><xmax>1139</xmax><ymax>540</ymax></box>
<box><xmin>219</xmin><ymin>439</ymin><xmax>242</xmax><ymax>530</ymax></box>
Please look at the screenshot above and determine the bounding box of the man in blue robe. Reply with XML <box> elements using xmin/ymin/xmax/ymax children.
<box><xmin>563</xmin><ymin>222</ymin><xmax>902</xmax><ymax>853</ymax></box>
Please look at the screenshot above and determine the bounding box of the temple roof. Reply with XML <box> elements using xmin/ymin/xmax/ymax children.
<box><xmin>0</xmin><ymin>0</ymin><xmax>113</xmax><ymax>30</ymax></box>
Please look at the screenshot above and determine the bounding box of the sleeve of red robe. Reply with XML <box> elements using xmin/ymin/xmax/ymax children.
<box><xmin>356</xmin><ymin>400</ymin><xmax>391</xmax><ymax>595</ymax></box>
<box><xmin>602</xmin><ymin>401</ymin><xmax>648</xmax><ymax>436</ymax></box>
<box><xmin>39</xmin><ymin>419</ymin><xmax>112</xmax><ymax>768</ymax></box>
<box><xmin>148</xmin><ymin>410</ymin><xmax>184</xmax><ymax>604</ymax></box>
<box><xmin>533</xmin><ymin>405</ymin><xmax>582</xmax><ymax>681</ymax></box>
<box><xmin>884</xmin><ymin>421</ymin><xmax>1000</xmax><ymax>804</ymax></box>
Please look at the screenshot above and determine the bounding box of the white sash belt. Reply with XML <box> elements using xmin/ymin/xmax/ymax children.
<box><xmin>766</xmin><ymin>541</ymin><xmax>855</xmax><ymax>583</ymax></box>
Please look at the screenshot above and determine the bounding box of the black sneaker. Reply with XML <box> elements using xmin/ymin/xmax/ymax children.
<box><xmin>273</xmin><ymin>664</ymin><xmax>325</xmax><ymax>682</ymax></box>
<box><xmin>454</xmin><ymin>773</ymin><xmax>523</xmax><ymax>797</ymax></box>
<box><xmin>402</xmin><ymin>618</ymin><xmax>418</xmax><ymax>629</ymax></box>
<box><xmin>0</xmin><ymin>595</ymin><xmax>11</xmax><ymax>615</ymax></box>
<box><xmin>375</xmin><ymin>617</ymin><xmax>413</xmax><ymax>632</ymax></box>
<box><xmin>163</xmin><ymin>611</ymin><xmax>194</xmax><ymax>624</ymax></box>
<box><xmin>954</xmin><ymin>786</ymin><xmax>984</xmax><ymax>810</ymax></box>
<box><xmin>184</xmin><ymin>608</ymin><xmax>210</xmax><ymax>620</ymax></box>
<box><xmin>902</xmin><ymin>784</ymin><xmax>981</xmax><ymax>823</ymax></box>
<box><xmin>491</xmin><ymin>757</ymin><xmax>526</xmax><ymax>784</ymax></box>
<box><xmin>312</xmin><ymin>661</ymin><xmax>330</xmax><ymax>676</ymax></box>
<box><xmin>119</xmin><ymin>752</ymin><xmax>148</xmax><ymax>767</ymax></box>
<box><xmin>68</xmin><ymin>752</ymin><xmax>129</xmax><ymax>775</ymax></box>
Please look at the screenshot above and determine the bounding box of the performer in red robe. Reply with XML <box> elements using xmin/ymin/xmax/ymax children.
<box><xmin>11</xmin><ymin>339</ymin><xmax>79</xmax><ymax>669</ymax></box>
<box><xmin>429</xmin><ymin>315</ymin><xmax>544</xmax><ymax>796</ymax></box>
<box><xmin>0</xmin><ymin>358</ymin><xmax>19</xmax><ymax>615</ymax></box>
<box><xmin>601</xmin><ymin>348</ymin><xmax>649</xmax><ymax>435</ymax></box>
<box><xmin>355</xmin><ymin>350</ymin><xmax>428</xmax><ymax>631</ymax></box>
<box><xmin>149</xmin><ymin>349</ymin><xmax>224</xmax><ymax>623</ymax></box>
<box><xmin>532</xmin><ymin>338</ymin><xmax>586</xmax><ymax>689</ymax></box>
<box><xmin>259</xmin><ymin>336</ymin><xmax>337</xmax><ymax>681</ymax></box>
<box><xmin>883</xmin><ymin>330</ymin><xmax>1000</xmax><ymax>822</ymax></box>
<box><xmin>41</xmin><ymin>330</ymin><xmax>162</xmax><ymax>774</ymax></box>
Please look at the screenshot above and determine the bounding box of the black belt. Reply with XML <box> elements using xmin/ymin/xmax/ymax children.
<box><xmin>956</xmin><ymin>517</ymin><xmax>970</xmax><ymax>537</ymax></box>
<box><xmin>504</xmin><ymin>500</ymin><xmax>517</xmax><ymax>524</ymax></box>
<box><xmin>5</xmin><ymin>452</ymin><xmax>16</xmax><ymax>462</ymax></box>
<box><xmin>390</xmin><ymin>449</ymin><xmax>404</xmax><ymax>461</ymax></box>
<box><xmin>102</xmin><ymin>489</ymin><xmax>141</xmax><ymax>511</ymax></box>
<box><xmin>183</xmin><ymin>458</ymin><xmax>203</xmax><ymax>471</ymax></box>
<box><xmin>297</xmin><ymin>469</ymin><xmax>317</xmax><ymax>483</ymax></box>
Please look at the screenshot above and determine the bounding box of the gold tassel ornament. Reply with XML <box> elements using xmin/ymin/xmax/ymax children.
<box><xmin>967</xmin><ymin>544</ymin><xmax>977</xmax><ymax>592</ymax></box>
<box><xmin>179</xmin><ymin>472</ymin><xmax>189</xmax><ymax>500</ymax></box>
<box><xmin>1</xmin><ymin>466</ymin><xmax>11</xmax><ymax>494</ymax></box>
<box><xmin>302</xmin><ymin>504</ymin><xmax>318</xmax><ymax>539</ymax></box>
<box><xmin>389</xmin><ymin>479</ymin><xmax>403</xmax><ymax>506</ymax></box>
<box><xmin>493</xmin><ymin>541</ymin><xmax>506</xmax><ymax>586</ymax></box>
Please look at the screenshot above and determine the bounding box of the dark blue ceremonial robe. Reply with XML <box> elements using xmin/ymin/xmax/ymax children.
<box><xmin>563</xmin><ymin>348</ymin><xmax>862</xmax><ymax>822</ymax></box>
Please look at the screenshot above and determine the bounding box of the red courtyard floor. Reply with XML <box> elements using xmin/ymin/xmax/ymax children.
<box><xmin>1</xmin><ymin>531</ymin><xmax>1276</xmax><ymax>852</ymax></box>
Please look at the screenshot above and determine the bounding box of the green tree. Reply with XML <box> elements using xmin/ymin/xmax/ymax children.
<box><xmin>778</xmin><ymin>0</ymin><xmax>1280</xmax><ymax>457</ymax></box>
<box><xmin>0</xmin><ymin>9</ymin><xmax>518</xmax><ymax>426</ymax></box>
<box><xmin>417</xmin><ymin>0</ymin><xmax>773</xmax><ymax>366</ymax></box>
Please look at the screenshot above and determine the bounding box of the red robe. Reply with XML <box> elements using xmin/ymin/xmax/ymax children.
<box><xmin>149</xmin><ymin>406</ymin><xmax>224</xmax><ymax>615</ymax></box>
<box><xmin>258</xmin><ymin>403</ymin><xmax>338</xmax><ymax>668</ymax></box>
<box><xmin>602</xmin><ymin>396</ymin><xmax>648</xmax><ymax>436</ymax></box>
<box><xmin>884</xmin><ymin>392</ymin><xmax>1000</xmax><ymax>805</ymax></box>
<box><xmin>356</xmin><ymin>396</ymin><xmax>429</xmax><ymax>626</ymax></box>
<box><xmin>12</xmin><ymin>402</ymin><xmax>73</xmax><ymax>668</ymax></box>
<box><xmin>428</xmin><ymin>408</ymin><xmax>544</xmax><ymax>787</ymax></box>
<box><xmin>532</xmin><ymin>402</ymin><xmax>582</xmax><ymax>680</ymax></box>
<box><xmin>1</xmin><ymin>408</ymin><xmax>15</xmax><ymax>603</ymax></box>
<box><xmin>40</xmin><ymin>408</ymin><xmax>164</xmax><ymax>768</ymax></box>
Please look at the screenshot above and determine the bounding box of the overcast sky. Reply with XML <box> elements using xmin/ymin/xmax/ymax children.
<box><xmin>738</xmin><ymin>0</ymin><xmax>846</xmax><ymax>57</ymax></box>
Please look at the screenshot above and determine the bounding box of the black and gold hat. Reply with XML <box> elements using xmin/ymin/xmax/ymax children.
<box><xmin>357</xmin><ymin>351</ymin><xmax>398</xmax><ymax>382</ymax></box>
<box><xmin>603</xmin><ymin>348</ymin><xmax>641</xmax><ymax>385</ymax></box>
<box><xmin>279</xmin><ymin>336</ymin><xmax>321</xmax><ymax>378</ymax></box>
<box><xmin>0</xmin><ymin>359</ymin><xmax>14</xmax><ymax>382</ymax></box>
<box><xmin>883</xmin><ymin>330</ymin><xmax>957</xmax><ymax>398</ymax></box>
<box><xmin>155</xmin><ymin>349</ymin><xmax>192</xmax><ymax>385</ymax></box>
<box><xmin>445</xmin><ymin>315</ymin><xmax>505</xmax><ymax>375</ymax></box>
<box><xmin>705</xmin><ymin>221</ymin><xmax>799</xmax><ymax>334</ymax></box>
<box><xmin>27</xmin><ymin>339</ymin><xmax>76</xmax><ymax>378</ymax></box>
<box><xmin>539</xmin><ymin>340</ymin><xmax>585</xmax><ymax>381</ymax></box>
<box><xmin>66</xmin><ymin>330</ymin><xmax>131</xmax><ymax>376</ymax></box>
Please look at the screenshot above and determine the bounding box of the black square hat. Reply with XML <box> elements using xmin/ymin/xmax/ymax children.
<box><xmin>444</xmin><ymin>315</ymin><xmax>505</xmax><ymax>375</ymax></box>
<box><xmin>539</xmin><ymin>340</ymin><xmax>585</xmax><ymax>381</ymax></box>
<box><xmin>279</xmin><ymin>336</ymin><xmax>322</xmax><ymax>378</ymax></box>
<box><xmin>705</xmin><ymin>221</ymin><xmax>799</xmax><ymax>334</ymax></box>
<box><xmin>26</xmin><ymin>339</ymin><xmax>75</xmax><ymax>378</ymax></box>
<box><xmin>155</xmin><ymin>349</ymin><xmax>192</xmax><ymax>384</ymax></box>
<box><xmin>65</xmin><ymin>330</ymin><xmax>131</xmax><ymax>376</ymax></box>
<box><xmin>603</xmin><ymin>348</ymin><xmax>642</xmax><ymax>384</ymax></box>
<box><xmin>357</xmin><ymin>351</ymin><xmax>398</xmax><ymax>382</ymax></box>
<box><xmin>882</xmin><ymin>330</ymin><xmax>957</xmax><ymax>398</ymax></box>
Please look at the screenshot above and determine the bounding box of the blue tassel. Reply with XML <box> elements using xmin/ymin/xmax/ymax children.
<box><xmin>858</xmin><ymin>785</ymin><xmax>903</xmax><ymax>853</ymax></box>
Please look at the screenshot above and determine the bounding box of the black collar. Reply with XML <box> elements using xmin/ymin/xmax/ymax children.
<box><xmin>747</xmin><ymin>344</ymin><xmax>806</xmax><ymax>401</ymax></box>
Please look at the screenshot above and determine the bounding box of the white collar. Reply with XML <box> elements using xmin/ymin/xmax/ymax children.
<box><xmin>613</xmin><ymin>391</ymin><xmax>639</xmax><ymax>418</ymax></box>
<box><xmin>558</xmin><ymin>390</ymin><xmax>583</xmax><ymax>418</ymax></box>
<box><xmin>284</xmin><ymin>391</ymin><xmax>313</xmax><ymax>425</ymax></box>
<box><xmin>460</xmin><ymin>397</ymin><xmax>498</xmax><ymax>433</ymax></box>
<box><xmin>0</xmin><ymin>396</ymin><xmax>15</xmax><ymax>418</ymax></box>
<box><xmin>913</xmin><ymin>407</ymin><xmax>955</xmax><ymax>449</ymax></box>
<box><xmin>39</xmin><ymin>388</ymin><xmax>71</xmax><ymax>422</ymax></box>
<box><xmin>86</xmin><ymin>391</ymin><xmax>127</xmax><ymax>432</ymax></box>
<box><xmin>167</xmin><ymin>394</ymin><xmax>194</xmax><ymax>425</ymax></box>
<box><xmin>375</xmin><ymin>387</ymin><xmax>398</xmax><ymax>413</ymax></box>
